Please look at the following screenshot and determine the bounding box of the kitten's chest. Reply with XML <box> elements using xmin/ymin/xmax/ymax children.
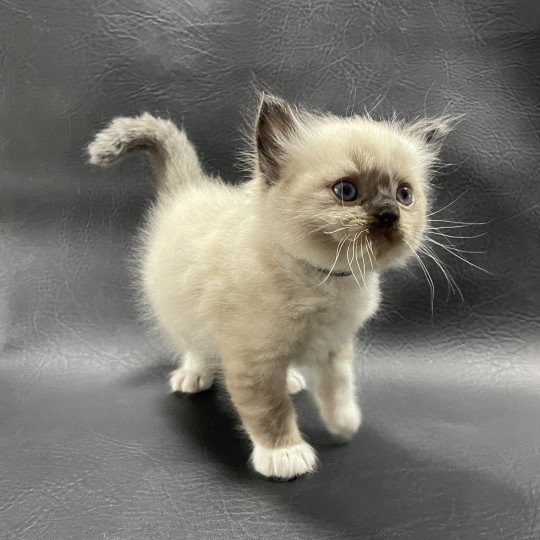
<box><xmin>292</xmin><ymin>276</ymin><xmax>380</xmax><ymax>364</ymax></box>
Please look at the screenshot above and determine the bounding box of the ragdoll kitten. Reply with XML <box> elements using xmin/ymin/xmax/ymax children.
<box><xmin>88</xmin><ymin>93</ymin><xmax>448</xmax><ymax>480</ymax></box>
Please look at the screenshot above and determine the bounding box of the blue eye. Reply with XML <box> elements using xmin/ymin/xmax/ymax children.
<box><xmin>396</xmin><ymin>185</ymin><xmax>414</xmax><ymax>206</ymax></box>
<box><xmin>332</xmin><ymin>180</ymin><xmax>358</xmax><ymax>202</ymax></box>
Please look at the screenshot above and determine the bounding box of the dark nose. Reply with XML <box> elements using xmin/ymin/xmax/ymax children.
<box><xmin>376</xmin><ymin>211</ymin><xmax>399</xmax><ymax>227</ymax></box>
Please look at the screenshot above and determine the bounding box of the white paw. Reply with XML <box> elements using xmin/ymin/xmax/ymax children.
<box><xmin>251</xmin><ymin>442</ymin><xmax>317</xmax><ymax>480</ymax></box>
<box><xmin>169</xmin><ymin>368</ymin><xmax>214</xmax><ymax>394</ymax></box>
<box><xmin>322</xmin><ymin>403</ymin><xmax>362</xmax><ymax>439</ymax></box>
<box><xmin>287</xmin><ymin>368</ymin><xmax>307</xmax><ymax>395</ymax></box>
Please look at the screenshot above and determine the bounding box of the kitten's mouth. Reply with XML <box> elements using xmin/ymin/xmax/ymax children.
<box><xmin>369</xmin><ymin>224</ymin><xmax>400</xmax><ymax>242</ymax></box>
<box><xmin>367</xmin><ymin>225</ymin><xmax>402</xmax><ymax>256</ymax></box>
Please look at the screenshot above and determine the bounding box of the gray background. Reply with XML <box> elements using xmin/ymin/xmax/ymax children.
<box><xmin>1</xmin><ymin>1</ymin><xmax>538</xmax><ymax>538</ymax></box>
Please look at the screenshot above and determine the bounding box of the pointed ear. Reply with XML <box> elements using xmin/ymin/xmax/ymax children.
<box><xmin>255</xmin><ymin>93</ymin><xmax>299</xmax><ymax>184</ymax></box>
<box><xmin>408</xmin><ymin>117</ymin><xmax>452</xmax><ymax>145</ymax></box>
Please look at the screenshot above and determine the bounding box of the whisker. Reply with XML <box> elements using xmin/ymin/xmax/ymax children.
<box><xmin>429</xmin><ymin>219</ymin><xmax>491</xmax><ymax>226</ymax></box>
<box><xmin>316</xmin><ymin>235</ymin><xmax>349</xmax><ymax>286</ymax></box>
<box><xmin>426</xmin><ymin>238</ymin><xmax>487</xmax><ymax>255</ymax></box>
<box><xmin>322</xmin><ymin>226</ymin><xmax>350</xmax><ymax>235</ymax></box>
<box><xmin>419</xmin><ymin>244</ymin><xmax>464</xmax><ymax>302</ymax></box>
<box><xmin>346</xmin><ymin>240</ymin><xmax>363</xmax><ymax>291</ymax></box>
<box><xmin>428</xmin><ymin>189</ymin><xmax>470</xmax><ymax>217</ymax></box>
<box><xmin>319</xmin><ymin>236</ymin><xmax>348</xmax><ymax>282</ymax></box>
<box><xmin>366</xmin><ymin>238</ymin><xmax>375</xmax><ymax>270</ymax></box>
<box><xmin>427</xmin><ymin>223</ymin><xmax>487</xmax><ymax>230</ymax></box>
<box><xmin>405</xmin><ymin>240</ymin><xmax>435</xmax><ymax>316</ymax></box>
<box><xmin>353</xmin><ymin>233</ymin><xmax>366</xmax><ymax>286</ymax></box>
<box><xmin>428</xmin><ymin>231</ymin><xmax>487</xmax><ymax>240</ymax></box>
<box><xmin>424</xmin><ymin>237</ymin><xmax>491</xmax><ymax>273</ymax></box>
<box><xmin>358</xmin><ymin>233</ymin><xmax>367</xmax><ymax>284</ymax></box>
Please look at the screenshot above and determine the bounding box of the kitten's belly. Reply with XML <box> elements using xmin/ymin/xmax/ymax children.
<box><xmin>139</xmin><ymin>189</ymin><xmax>243</xmax><ymax>357</ymax></box>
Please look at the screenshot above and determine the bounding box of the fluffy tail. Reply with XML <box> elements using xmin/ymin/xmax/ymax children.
<box><xmin>87</xmin><ymin>113</ymin><xmax>204</xmax><ymax>194</ymax></box>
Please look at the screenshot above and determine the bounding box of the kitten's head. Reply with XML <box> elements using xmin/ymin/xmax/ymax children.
<box><xmin>253</xmin><ymin>93</ymin><xmax>450</xmax><ymax>275</ymax></box>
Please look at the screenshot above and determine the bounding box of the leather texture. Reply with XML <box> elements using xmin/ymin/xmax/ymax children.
<box><xmin>1</xmin><ymin>1</ymin><xmax>538</xmax><ymax>538</ymax></box>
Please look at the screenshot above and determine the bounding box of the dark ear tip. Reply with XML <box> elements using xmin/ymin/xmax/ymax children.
<box><xmin>256</xmin><ymin>93</ymin><xmax>297</xmax><ymax>133</ymax></box>
<box><xmin>258</xmin><ymin>92</ymin><xmax>289</xmax><ymax>114</ymax></box>
<box><xmin>409</xmin><ymin>116</ymin><xmax>454</xmax><ymax>145</ymax></box>
<box><xmin>425</xmin><ymin>128</ymin><xmax>437</xmax><ymax>143</ymax></box>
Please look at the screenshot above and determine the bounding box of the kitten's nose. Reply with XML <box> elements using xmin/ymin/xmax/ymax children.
<box><xmin>375</xmin><ymin>211</ymin><xmax>399</xmax><ymax>227</ymax></box>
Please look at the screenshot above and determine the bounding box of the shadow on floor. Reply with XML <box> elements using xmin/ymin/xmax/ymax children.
<box><xmin>124</xmin><ymin>362</ymin><xmax>536</xmax><ymax>538</ymax></box>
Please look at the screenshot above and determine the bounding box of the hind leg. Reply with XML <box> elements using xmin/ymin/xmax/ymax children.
<box><xmin>169</xmin><ymin>351</ymin><xmax>216</xmax><ymax>394</ymax></box>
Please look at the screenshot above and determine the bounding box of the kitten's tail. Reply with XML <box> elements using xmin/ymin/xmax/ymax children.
<box><xmin>87</xmin><ymin>113</ymin><xmax>204</xmax><ymax>194</ymax></box>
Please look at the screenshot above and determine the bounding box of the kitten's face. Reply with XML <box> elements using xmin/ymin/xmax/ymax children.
<box><xmin>255</xmin><ymin>95</ymin><xmax>447</xmax><ymax>275</ymax></box>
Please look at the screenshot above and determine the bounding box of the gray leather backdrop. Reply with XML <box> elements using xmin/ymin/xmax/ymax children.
<box><xmin>1</xmin><ymin>1</ymin><xmax>539</xmax><ymax>538</ymax></box>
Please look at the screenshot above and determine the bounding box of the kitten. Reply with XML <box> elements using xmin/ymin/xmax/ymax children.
<box><xmin>88</xmin><ymin>93</ymin><xmax>449</xmax><ymax>480</ymax></box>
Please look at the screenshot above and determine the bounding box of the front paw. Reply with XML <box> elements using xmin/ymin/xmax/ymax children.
<box><xmin>321</xmin><ymin>403</ymin><xmax>362</xmax><ymax>439</ymax></box>
<box><xmin>169</xmin><ymin>367</ymin><xmax>214</xmax><ymax>394</ymax></box>
<box><xmin>251</xmin><ymin>442</ymin><xmax>317</xmax><ymax>480</ymax></box>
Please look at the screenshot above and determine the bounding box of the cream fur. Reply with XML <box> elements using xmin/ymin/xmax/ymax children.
<box><xmin>88</xmin><ymin>95</ymin><xmax>445</xmax><ymax>480</ymax></box>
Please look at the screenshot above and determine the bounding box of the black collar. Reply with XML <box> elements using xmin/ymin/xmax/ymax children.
<box><xmin>285</xmin><ymin>252</ymin><xmax>352</xmax><ymax>278</ymax></box>
<box><xmin>306</xmin><ymin>264</ymin><xmax>352</xmax><ymax>277</ymax></box>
